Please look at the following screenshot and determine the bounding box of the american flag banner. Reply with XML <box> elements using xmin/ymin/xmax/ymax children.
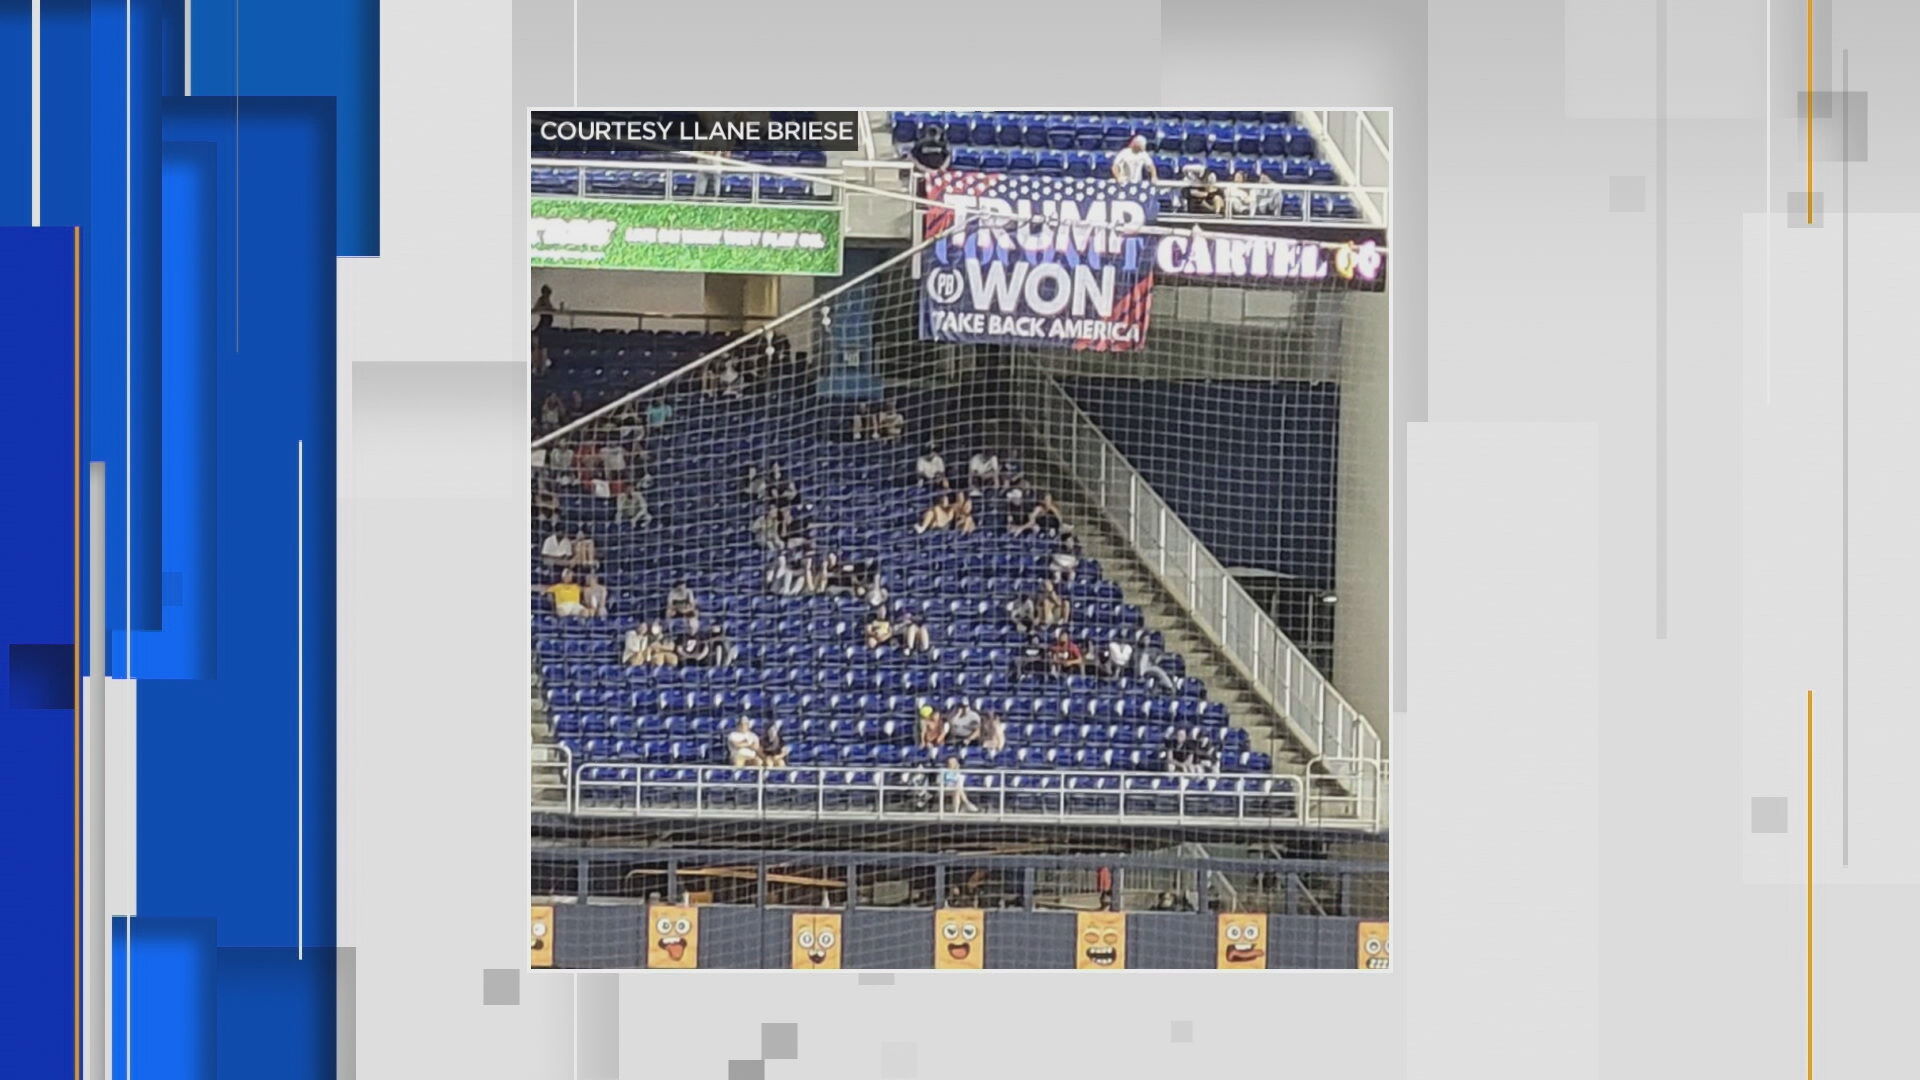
<box><xmin>919</xmin><ymin>170</ymin><xmax>1160</xmax><ymax>352</ymax></box>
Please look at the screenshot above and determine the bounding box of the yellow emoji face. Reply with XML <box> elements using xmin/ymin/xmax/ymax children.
<box><xmin>1357</xmin><ymin>921</ymin><xmax>1389</xmax><ymax>970</ymax></box>
<box><xmin>1216</xmin><ymin>913</ymin><xmax>1267</xmax><ymax>969</ymax></box>
<box><xmin>1075</xmin><ymin>911</ymin><xmax>1126</xmax><ymax>970</ymax></box>
<box><xmin>530</xmin><ymin>905</ymin><xmax>554</xmax><ymax>968</ymax></box>
<box><xmin>933</xmin><ymin>909</ymin><xmax>985</xmax><ymax>969</ymax></box>
<box><xmin>646</xmin><ymin>905</ymin><xmax>699</xmax><ymax>969</ymax></box>
<box><xmin>791</xmin><ymin>912</ymin><xmax>842</xmax><ymax>970</ymax></box>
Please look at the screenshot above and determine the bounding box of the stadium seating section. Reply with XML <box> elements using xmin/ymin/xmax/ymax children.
<box><xmin>532</xmin><ymin>149</ymin><xmax>831</xmax><ymax>201</ymax></box>
<box><xmin>889</xmin><ymin>110</ymin><xmax>1359</xmax><ymax>220</ymax></box>
<box><xmin>532</xmin><ymin>345</ymin><xmax>1278</xmax><ymax>813</ymax></box>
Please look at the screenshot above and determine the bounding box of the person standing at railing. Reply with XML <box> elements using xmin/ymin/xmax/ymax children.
<box><xmin>1111</xmin><ymin>135</ymin><xmax>1158</xmax><ymax>184</ymax></box>
<box><xmin>941</xmin><ymin>757</ymin><xmax>979</xmax><ymax>813</ymax></box>
<box><xmin>532</xmin><ymin>283</ymin><xmax>557</xmax><ymax>340</ymax></box>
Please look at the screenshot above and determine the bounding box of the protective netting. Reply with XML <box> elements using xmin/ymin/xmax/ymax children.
<box><xmin>528</xmin><ymin>192</ymin><xmax>1386</xmax><ymax>969</ymax></box>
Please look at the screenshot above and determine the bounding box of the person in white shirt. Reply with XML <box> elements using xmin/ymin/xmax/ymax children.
<box><xmin>622</xmin><ymin>625</ymin><xmax>649</xmax><ymax>666</ymax></box>
<box><xmin>915</xmin><ymin>444</ymin><xmax>947</xmax><ymax>488</ymax></box>
<box><xmin>580</xmin><ymin>573</ymin><xmax>609</xmax><ymax>618</ymax></box>
<box><xmin>768</xmin><ymin>551</ymin><xmax>806</xmax><ymax>597</ymax></box>
<box><xmin>616</xmin><ymin>487</ymin><xmax>651</xmax><ymax>527</ymax></box>
<box><xmin>540</xmin><ymin>530</ymin><xmax>573</xmax><ymax>565</ymax></box>
<box><xmin>967</xmin><ymin>451</ymin><xmax>1002</xmax><ymax>488</ymax></box>
<box><xmin>548</xmin><ymin>443</ymin><xmax>575</xmax><ymax>471</ymax></box>
<box><xmin>1102</xmin><ymin>636</ymin><xmax>1134</xmax><ymax>679</ymax></box>
<box><xmin>945</xmin><ymin>702</ymin><xmax>983</xmax><ymax>746</ymax></box>
<box><xmin>726</xmin><ymin>717</ymin><xmax>763</xmax><ymax>767</ymax></box>
<box><xmin>1110</xmin><ymin>134</ymin><xmax>1158</xmax><ymax>184</ymax></box>
<box><xmin>601</xmin><ymin>443</ymin><xmax>627</xmax><ymax>475</ymax></box>
<box><xmin>665</xmin><ymin>581</ymin><xmax>698</xmax><ymax>620</ymax></box>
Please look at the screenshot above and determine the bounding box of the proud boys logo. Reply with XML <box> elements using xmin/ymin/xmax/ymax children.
<box><xmin>926</xmin><ymin>267</ymin><xmax>965</xmax><ymax>305</ymax></box>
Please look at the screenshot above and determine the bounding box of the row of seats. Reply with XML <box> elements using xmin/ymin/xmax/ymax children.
<box><xmin>575</xmin><ymin>766</ymin><xmax>1294</xmax><ymax>817</ymax></box>
<box><xmin>890</xmin><ymin>111</ymin><xmax>1312</xmax><ymax>157</ymax></box>
<box><xmin>534</xmin><ymin>385</ymin><xmax>1256</xmax><ymax>782</ymax></box>
<box><xmin>567</xmin><ymin>741</ymin><xmax>1270</xmax><ymax>773</ymax></box>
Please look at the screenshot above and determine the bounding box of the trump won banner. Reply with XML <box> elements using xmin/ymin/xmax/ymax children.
<box><xmin>920</xmin><ymin>170</ymin><xmax>1159</xmax><ymax>351</ymax></box>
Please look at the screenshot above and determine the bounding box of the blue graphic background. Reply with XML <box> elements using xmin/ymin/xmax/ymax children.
<box><xmin>0</xmin><ymin>2</ymin><xmax>374</xmax><ymax>1076</ymax></box>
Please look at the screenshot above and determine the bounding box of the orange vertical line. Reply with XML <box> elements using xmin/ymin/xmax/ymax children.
<box><xmin>1807</xmin><ymin>0</ymin><xmax>1815</xmax><ymax>222</ymax></box>
<box><xmin>1806</xmin><ymin>688</ymin><xmax>1814</xmax><ymax>1080</ymax></box>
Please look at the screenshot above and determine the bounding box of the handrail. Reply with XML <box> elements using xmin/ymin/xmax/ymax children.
<box><xmin>562</xmin><ymin>762</ymin><xmax>1346</xmax><ymax>828</ymax></box>
<box><xmin>531</xmin><ymin>741</ymin><xmax>574</xmax><ymax>814</ymax></box>
<box><xmin>530</xmin><ymin>156</ymin><xmax>846</xmax><ymax>209</ymax></box>
<box><xmin>530</xmin><ymin>306</ymin><xmax>778</xmax><ymax>333</ymax></box>
<box><xmin>1024</xmin><ymin>374</ymin><xmax>1387</xmax><ymax>792</ymax></box>
<box><xmin>1295</xmin><ymin>111</ymin><xmax>1385</xmax><ymax>229</ymax></box>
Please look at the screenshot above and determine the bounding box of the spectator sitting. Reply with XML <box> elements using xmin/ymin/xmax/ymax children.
<box><xmin>539</xmin><ymin>528</ymin><xmax>574</xmax><ymax>566</ymax></box>
<box><xmin>759</xmin><ymin>720</ymin><xmax>788</xmax><ymax>768</ymax></box>
<box><xmin>945</xmin><ymin>700</ymin><xmax>984</xmax><ymax>746</ymax></box>
<box><xmin>1164</xmin><ymin>728</ymin><xmax>1196</xmax><ymax>774</ymax></box>
<box><xmin>767</xmin><ymin>464</ymin><xmax>798</xmax><ymax>507</ymax></box>
<box><xmin>781</xmin><ymin>501</ymin><xmax>815</xmax><ymax>543</ymax></box>
<box><xmin>898</xmin><ymin>611</ymin><xmax>932</xmax><ymax>655</ymax></box>
<box><xmin>850</xmin><ymin>402</ymin><xmax>874</xmax><ymax>442</ymax></box>
<box><xmin>580</xmin><ymin>573</ymin><xmax>609</xmax><ymax>619</ymax></box>
<box><xmin>941</xmin><ymin>756</ymin><xmax>979</xmax><ymax>813</ymax></box>
<box><xmin>864</xmin><ymin>609</ymin><xmax>895</xmax><ymax>649</ymax></box>
<box><xmin>768</xmin><ymin>550</ymin><xmax>806</xmax><ymax>596</ymax></box>
<box><xmin>751</xmin><ymin>506</ymin><xmax>786</xmax><ymax>553</ymax></box>
<box><xmin>915</xmin><ymin>444</ymin><xmax>948</xmax><ymax>488</ymax></box>
<box><xmin>914</xmin><ymin>491</ymin><xmax>961</xmax><ymax>534</ymax></box>
<box><xmin>950</xmin><ymin>490</ymin><xmax>978</xmax><ymax>535</ymax></box>
<box><xmin>917</xmin><ymin>704</ymin><xmax>946</xmax><ymax>750</ymax></box>
<box><xmin>643</xmin><ymin>621</ymin><xmax>680</xmax><ymax>667</ymax></box>
<box><xmin>1191</xmin><ymin>729</ymin><xmax>1222</xmax><ymax>775</ymax></box>
<box><xmin>677</xmin><ymin>619</ymin><xmax>713</xmax><ymax>666</ymax></box>
<box><xmin>569</xmin><ymin>529</ymin><xmax>598</xmax><ymax>568</ymax></box>
<box><xmin>911</xmin><ymin>123</ymin><xmax>953</xmax><ymax>172</ymax></box>
<box><xmin>615</xmin><ymin>487</ymin><xmax>652</xmax><ymax>527</ymax></box>
<box><xmin>646</xmin><ymin>399</ymin><xmax>673</xmax><ymax>429</ymax></box>
<box><xmin>726</xmin><ymin>718</ymin><xmax>764</xmax><ymax>767</ymax></box>
<box><xmin>1047</xmin><ymin>628</ymin><xmax>1085</xmax><ymax>674</ymax></box>
<box><xmin>1185</xmin><ymin>171</ymin><xmax>1225</xmax><ymax>215</ymax></box>
<box><xmin>872</xmin><ymin>404</ymin><xmax>905</xmax><ymax>441</ymax></box>
<box><xmin>1131</xmin><ymin>629</ymin><xmax>1178</xmax><ymax>692</ymax></box>
<box><xmin>1049</xmin><ymin>536</ymin><xmax>1082</xmax><ymax>584</ymax></box>
<box><xmin>862</xmin><ymin>576</ymin><xmax>890</xmax><ymax>610</ymax></box>
<box><xmin>1007</xmin><ymin>592</ymin><xmax>1038</xmax><ymax>633</ymax></box>
<box><xmin>633</xmin><ymin>622</ymin><xmax>664</xmax><ymax>664</ymax></box>
<box><xmin>742</xmin><ymin>464</ymin><xmax>768</xmax><ymax>501</ymax></box>
<box><xmin>665</xmin><ymin>580</ymin><xmax>698</xmax><ymax>620</ymax></box>
<box><xmin>1010</xmin><ymin>494</ymin><xmax>1063</xmax><ymax>537</ymax></box>
<box><xmin>538</xmin><ymin>569</ymin><xmax>588</xmax><ymax>617</ymax></box>
<box><xmin>978</xmin><ymin>710</ymin><xmax>1005</xmax><ymax>753</ymax></box>
<box><xmin>1227</xmin><ymin>169</ymin><xmax>1256</xmax><ymax>216</ymax></box>
<box><xmin>1101</xmin><ymin>633</ymin><xmax>1135</xmax><ymax>679</ymax></box>
<box><xmin>540</xmin><ymin>392</ymin><xmax>565</xmax><ymax>428</ymax></box>
<box><xmin>967</xmin><ymin>450</ymin><xmax>1003</xmax><ymax>488</ymax></box>
<box><xmin>534</xmin><ymin>478</ymin><xmax>561</xmax><ymax>525</ymax></box>
<box><xmin>1037</xmin><ymin>579</ymin><xmax>1071</xmax><ymax>627</ymax></box>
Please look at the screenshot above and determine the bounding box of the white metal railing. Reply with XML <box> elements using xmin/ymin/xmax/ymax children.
<box><xmin>1025</xmin><ymin>374</ymin><xmax>1386</xmax><ymax>806</ymax></box>
<box><xmin>560</xmin><ymin>764</ymin><xmax>1349</xmax><ymax>828</ymax></box>
<box><xmin>532</xmin><ymin>742</ymin><xmax>573</xmax><ymax>813</ymax></box>
<box><xmin>1296</xmin><ymin>111</ymin><xmax>1389</xmax><ymax>229</ymax></box>
<box><xmin>529</xmin><ymin>157</ymin><xmax>845</xmax><ymax>209</ymax></box>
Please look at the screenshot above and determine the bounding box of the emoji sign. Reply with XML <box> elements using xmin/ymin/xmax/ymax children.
<box><xmin>646</xmin><ymin>905</ymin><xmax>699</xmax><ymax>969</ymax></box>
<box><xmin>1357</xmin><ymin>921</ymin><xmax>1389</xmax><ymax>970</ymax></box>
<box><xmin>530</xmin><ymin>905</ymin><xmax>554</xmax><ymax>968</ymax></box>
<box><xmin>1216</xmin><ymin>913</ymin><xmax>1266</xmax><ymax>969</ymax></box>
<box><xmin>1075</xmin><ymin>911</ymin><xmax>1126</xmax><ymax>970</ymax></box>
<box><xmin>933</xmin><ymin>909</ymin><xmax>985</xmax><ymax>969</ymax></box>
<box><xmin>791</xmin><ymin>912</ymin><xmax>842</xmax><ymax>970</ymax></box>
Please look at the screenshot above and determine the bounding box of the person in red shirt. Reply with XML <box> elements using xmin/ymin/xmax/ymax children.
<box><xmin>1047</xmin><ymin>629</ymin><xmax>1084</xmax><ymax>675</ymax></box>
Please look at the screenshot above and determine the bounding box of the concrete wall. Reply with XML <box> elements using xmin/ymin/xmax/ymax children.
<box><xmin>1333</xmin><ymin>289</ymin><xmax>1391</xmax><ymax>741</ymax></box>
<box><xmin>549</xmin><ymin>904</ymin><xmax>1367</xmax><ymax>970</ymax></box>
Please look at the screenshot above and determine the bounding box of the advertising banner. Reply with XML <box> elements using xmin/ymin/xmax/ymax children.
<box><xmin>530</xmin><ymin>197</ymin><xmax>844</xmax><ymax>275</ymax></box>
<box><xmin>920</xmin><ymin>170</ymin><xmax>1159</xmax><ymax>351</ymax></box>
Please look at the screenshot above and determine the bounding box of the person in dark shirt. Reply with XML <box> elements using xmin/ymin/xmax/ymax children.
<box><xmin>911</xmin><ymin>124</ymin><xmax>952</xmax><ymax>172</ymax></box>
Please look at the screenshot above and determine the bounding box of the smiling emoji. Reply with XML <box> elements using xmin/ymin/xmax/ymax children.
<box><xmin>647</xmin><ymin>905</ymin><xmax>698</xmax><ymax>969</ymax></box>
<box><xmin>1357</xmin><ymin>921</ymin><xmax>1389</xmax><ymax>970</ymax></box>
<box><xmin>934</xmin><ymin>909</ymin><xmax>985</xmax><ymax>969</ymax></box>
<box><xmin>1216</xmin><ymin>913</ymin><xmax>1266</xmax><ymax>969</ymax></box>
<box><xmin>1075</xmin><ymin>911</ymin><xmax>1126</xmax><ymax>970</ymax></box>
